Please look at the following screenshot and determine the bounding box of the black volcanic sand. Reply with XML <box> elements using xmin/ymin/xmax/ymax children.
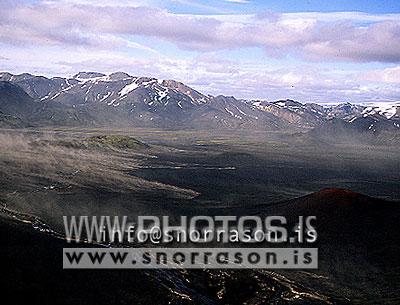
<box><xmin>1</xmin><ymin>212</ymin><xmax>342</xmax><ymax>305</ymax></box>
<box><xmin>0</xmin><ymin>214</ymin><xmax>169</xmax><ymax>305</ymax></box>
<box><xmin>1</xmin><ymin>128</ymin><xmax>400</xmax><ymax>304</ymax></box>
<box><xmin>2</xmin><ymin>189</ymin><xmax>399</xmax><ymax>304</ymax></box>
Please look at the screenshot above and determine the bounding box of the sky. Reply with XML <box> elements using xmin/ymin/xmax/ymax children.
<box><xmin>0</xmin><ymin>0</ymin><xmax>400</xmax><ymax>103</ymax></box>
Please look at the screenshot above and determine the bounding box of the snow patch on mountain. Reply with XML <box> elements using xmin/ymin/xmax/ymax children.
<box><xmin>118</xmin><ymin>79</ymin><xmax>139</xmax><ymax>96</ymax></box>
<box><xmin>360</xmin><ymin>101</ymin><xmax>400</xmax><ymax>119</ymax></box>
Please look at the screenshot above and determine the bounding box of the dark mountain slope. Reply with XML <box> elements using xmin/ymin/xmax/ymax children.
<box><xmin>0</xmin><ymin>81</ymin><xmax>37</xmax><ymax>119</ymax></box>
<box><xmin>275</xmin><ymin>188</ymin><xmax>399</xmax><ymax>245</ymax></box>
<box><xmin>0</xmin><ymin>81</ymin><xmax>101</xmax><ymax>127</ymax></box>
<box><xmin>268</xmin><ymin>188</ymin><xmax>400</xmax><ymax>303</ymax></box>
<box><xmin>307</xmin><ymin>117</ymin><xmax>400</xmax><ymax>145</ymax></box>
<box><xmin>0</xmin><ymin>72</ymin><xmax>76</xmax><ymax>100</ymax></box>
<box><xmin>252</xmin><ymin>99</ymin><xmax>326</xmax><ymax>128</ymax></box>
<box><xmin>0</xmin><ymin>213</ymin><xmax>171</xmax><ymax>305</ymax></box>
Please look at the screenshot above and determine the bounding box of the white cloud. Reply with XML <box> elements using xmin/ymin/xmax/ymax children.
<box><xmin>359</xmin><ymin>66</ymin><xmax>400</xmax><ymax>84</ymax></box>
<box><xmin>225</xmin><ymin>0</ymin><xmax>250</xmax><ymax>4</ymax></box>
<box><xmin>0</xmin><ymin>2</ymin><xmax>400</xmax><ymax>62</ymax></box>
<box><xmin>2</xmin><ymin>45</ymin><xmax>399</xmax><ymax>102</ymax></box>
<box><xmin>1</xmin><ymin>1</ymin><xmax>400</xmax><ymax>102</ymax></box>
<box><xmin>42</xmin><ymin>0</ymin><xmax>153</xmax><ymax>7</ymax></box>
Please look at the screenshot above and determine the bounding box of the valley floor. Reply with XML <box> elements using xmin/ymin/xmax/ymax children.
<box><xmin>1</xmin><ymin>127</ymin><xmax>399</xmax><ymax>304</ymax></box>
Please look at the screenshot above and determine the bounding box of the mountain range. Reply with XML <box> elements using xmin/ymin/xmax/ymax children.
<box><xmin>0</xmin><ymin>71</ymin><xmax>399</xmax><ymax>139</ymax></box>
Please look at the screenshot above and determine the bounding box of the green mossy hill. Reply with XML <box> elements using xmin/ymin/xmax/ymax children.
<box><xmin>51</xmin><ymin>135</ymin><xmax>149</xmax><ymax>150</ymax></box>
<box><xmin>87</xmin><ymin>135</ymin><xmax>149</xmax><ymax>149</ymax></box>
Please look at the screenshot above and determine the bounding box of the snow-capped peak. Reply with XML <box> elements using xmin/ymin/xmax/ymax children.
<box><xmin>360</xmin><ymin>101</ymin><xmax>400</xmax><ymax>119</ymax></box>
